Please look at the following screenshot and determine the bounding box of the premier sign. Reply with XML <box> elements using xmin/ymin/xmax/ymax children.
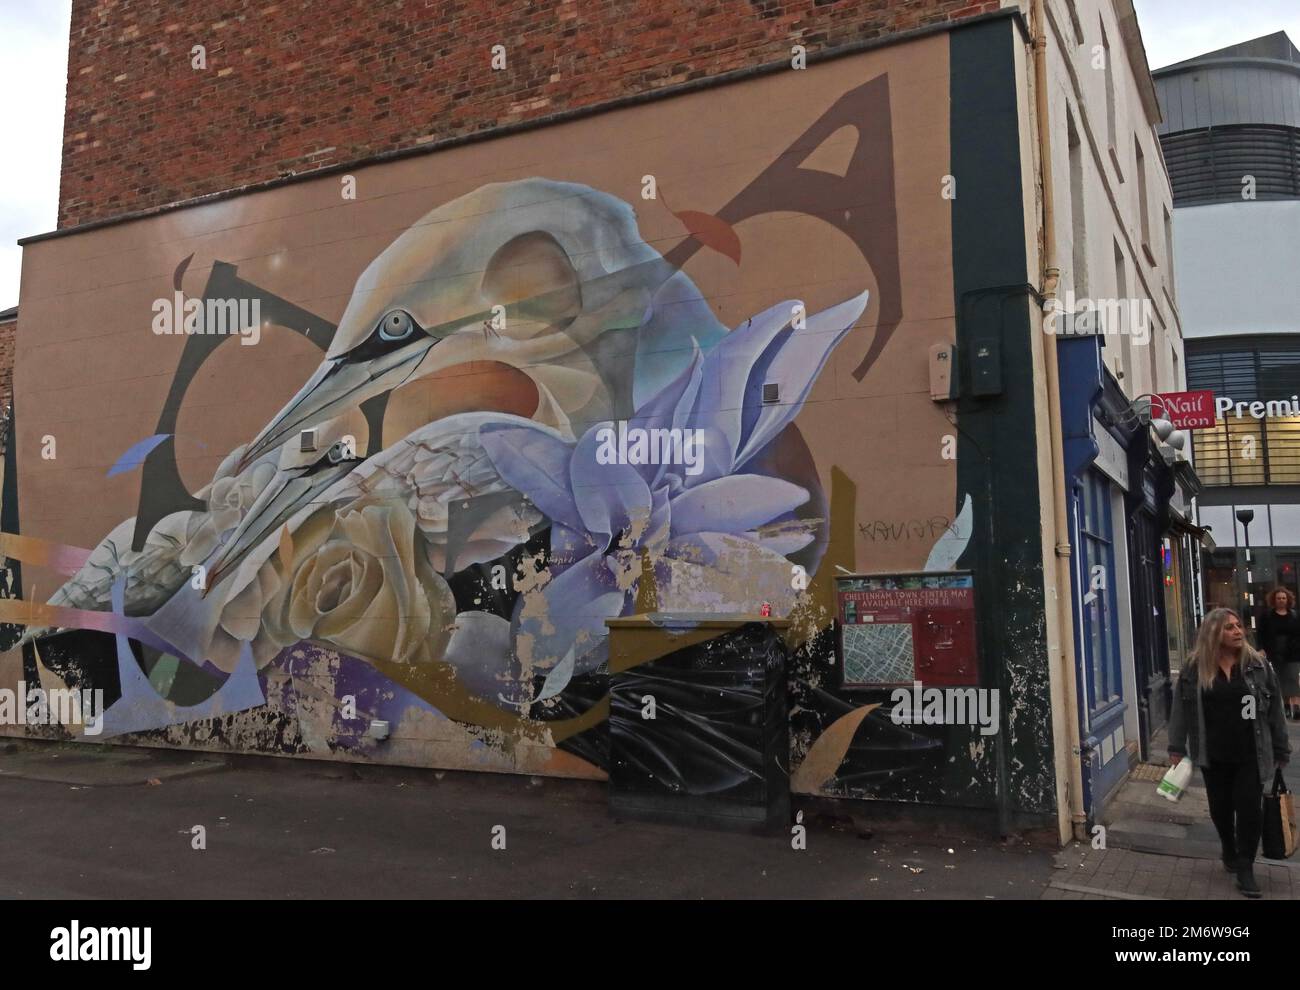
<box><xmin>1214</xmin><ymin>395</ymin><xmax>1300</xmax><ymax>420</ymax></box>
<box><xmin>1154</xmin><ymin>390</ymin><xmax>1216</xmax><ymax>429</ymax></box>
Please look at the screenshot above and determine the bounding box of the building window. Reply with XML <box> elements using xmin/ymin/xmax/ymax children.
<box><xmin>1187</xmin><ymin>341</ymin><xmax>1300</xmax><ymax>485</ymax></box>
<box><xmin>1067</xmin><ymin>0</ymin><xmax>1085</xmax><ymax>47</ymax></box>
<box><xmin>1161</xmin><ymin>124</ymin><xmax>1300</xmax><ymax>206</ymax></box>
<box><xmin>1136</xmin><ymin>138</ymin><xmax>1152</xmax><ymax>258</ymax></box>
<box><xmin>1149</xmin><ymin>305</ymin><xmax>1163</xmax><ymax>390</ymax></box>
<box><xmin>1114</xmin><ymin>240</ymin><xmax>1132</xmax><ymax>386</ymax></box>
<box><xmin>1163</xmin><ymin>204</ymin><xmax>1175</xmax><ymax>290</ymax></box>
<box><xmin>1102</xmin><ymin>19</ymin><xmax>1120</xmax><ymax>179</ymax></box>
<box><xmin>1069</xmin><ymin>111</ymin><xmax>1088</xmax><ymax>295</ymax></box>
<box><xmin>1080</xmin><ymin>469</ymin><xmax>1122</xmax><ymax>712</ymax></box>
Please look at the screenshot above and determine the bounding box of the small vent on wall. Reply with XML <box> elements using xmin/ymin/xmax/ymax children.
<box><xmin>300</xmin><ymin>429</ymin><xmax>317</xmax><ymax>452</ymax></box>
<box><xmin>762</xmin><ymin>382</ymin><xmax>780</xmax><ymax>404</ymax></box>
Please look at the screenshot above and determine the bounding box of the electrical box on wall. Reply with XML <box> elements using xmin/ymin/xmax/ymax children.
<box><xmin>929</xmin><ymin>343</ymin><xmax>957</xmax><ymax>401</ymax></box>
<box><xmin>971</xmin><ymin>337</ymin><xmax>1002</xmax><ymax>396</ymax></box>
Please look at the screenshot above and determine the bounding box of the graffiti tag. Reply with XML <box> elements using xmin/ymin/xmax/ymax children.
<box><xmin>858</xmin><ymin>517</ymin><xmax>954</xmax><ymax>542</ymax></box>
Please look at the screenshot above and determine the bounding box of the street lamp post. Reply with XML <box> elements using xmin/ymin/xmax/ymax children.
<box><xmin>1237</xmin><ymin>508</ymin><xmax>1255</xmax><ymax>634</ymax></box>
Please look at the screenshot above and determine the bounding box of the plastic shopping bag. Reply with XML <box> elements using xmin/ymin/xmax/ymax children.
<box><xmin>1157</xmin><ymin>760</ymin><xmax>1192</xmax><ymax>802</ymax></box>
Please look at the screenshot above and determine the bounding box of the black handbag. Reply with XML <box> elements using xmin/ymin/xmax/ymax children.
<box><xmin>1261</xmin><ymin>768</ymin><xmax>1297</xmax><ymax>860</ymax></box>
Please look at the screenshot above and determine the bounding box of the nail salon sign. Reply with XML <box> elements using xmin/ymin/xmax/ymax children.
<box><xmin>1153</xmin><ymin>390</ymin><xmax>1216</xmax><ymax>430</ymax></box>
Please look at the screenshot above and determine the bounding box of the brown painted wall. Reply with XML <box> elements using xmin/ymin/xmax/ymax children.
<box><xmin>26</xmin><ymin>40</ymin><xmax>956</xmax><ymax>595</ymax></box>
<box><xmin>0</xmin><ymin>316</ymin><xmax>15</xmax><ymax>429</ymax></box>
<box><xmin>59</xmin><ymin>0</ymin><xmax>1001</xmax><ymax>227</ymax></box>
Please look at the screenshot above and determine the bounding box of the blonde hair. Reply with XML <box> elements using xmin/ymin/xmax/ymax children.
<box><xmin>1191</xmin><ymin>608</ymin><xmax>1259</xmax><ymax>690</ymax></box>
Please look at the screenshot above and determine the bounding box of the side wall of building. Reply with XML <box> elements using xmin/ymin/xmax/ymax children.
<box><xmin>8</xmin><ymin>18</ymin><xmax>1060</xmax><ymax>823</ymax></box>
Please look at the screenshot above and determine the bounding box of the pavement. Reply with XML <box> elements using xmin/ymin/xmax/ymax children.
<box><xmin>1043</xmin><ymin>717</ymin><xmax>1300</xmax><ymax>900</ymax></box>
<box><xmin>0</xmin><ymin>740</ymin><xmax>1054</xmax><ymax>899</ymax></box>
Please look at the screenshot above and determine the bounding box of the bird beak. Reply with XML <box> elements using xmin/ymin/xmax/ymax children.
<box><xmin>237</xmin><ymin>334</ymin><xmax>435</xmax><ymax>471</ymax></box>
<box><xmin>204</xmin><ymin>460</ymin><xmax>357</xmax><ymax>593</ymax></box>
<box><xmin>237</xmin><ymin>251</ymin><xmax>681</xmax><ymax>473</ymax></box>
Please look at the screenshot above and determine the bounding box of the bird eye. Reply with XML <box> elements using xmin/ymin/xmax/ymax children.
<box><xmin>378</xmin><ymin>310</ymin><xmax>414</xmax><ymax>341</ymax></box>
<box><xmin>326</xmin><ymin>442</ymin><xmax>346</xmax><ymax>465</ymax></box>
<box><xmin>341</xmin><ymin>308</ymin><xmax>434</xmax><ymax>363</ymax></box>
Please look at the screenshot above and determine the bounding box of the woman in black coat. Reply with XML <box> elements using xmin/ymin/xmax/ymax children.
<box><xmin>1169</xmin><ymin>608</ymin><xmax>1291</xmax><ymax>898</ymax></box>
<box><xmin>1256</xmin><ymin>587</ymin><xmax>1300</xmax><ymax>718</ymax></box>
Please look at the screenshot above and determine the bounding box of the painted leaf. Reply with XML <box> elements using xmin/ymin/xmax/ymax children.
<box><xmin>674</xmin><ymin>210</ymin><xmax>742</xmax><ymax>266</ymax></box>
<box><xmin>924</xmin><ymin>494</ymin><xmax>973</xmax><ymax>571</ymax></box>
<box><xmin>478</xmin><ymin>422</ymin><xmax>583</xmax><ymax>531</ymax></box>
<box><xmin>534</xmin><ymin>643</ymin><xmax>577</xmax><ymax>703</ymax></box>
<box><xmin>107</xmin><ymin>434</ymin><xmax>170</xmax><ymax>477</ymax></box>
<box><xmin>790</xmin><ymin>703</ymin><xmax>880</xmax><ymax>794</ymax></box>
<box><xmin>173</xmin><ymin>253</ymin><xmax>194</xmax><ymax>291</ymax></box>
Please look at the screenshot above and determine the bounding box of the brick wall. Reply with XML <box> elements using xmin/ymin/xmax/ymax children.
<box><xmin>0</xmin><ymin>315</ymin><xmax>15</xmax><ymax>450</ymax></box>
<box><xmin>59</xmin><ymin>0</ymin><xmax>1002</xmax><ymax>228</ymax></box>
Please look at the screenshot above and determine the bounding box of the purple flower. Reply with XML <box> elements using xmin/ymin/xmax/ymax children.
<box><xmin>479</xmin><ymin>291</ymin><xmax>870</xmax><ymax>681</ymax></box>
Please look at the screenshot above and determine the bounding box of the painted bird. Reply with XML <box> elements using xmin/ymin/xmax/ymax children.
<box><xmin>235</xmin><ymin>178</ymin><xmax>726</xmax><ymax>472</ymax></box>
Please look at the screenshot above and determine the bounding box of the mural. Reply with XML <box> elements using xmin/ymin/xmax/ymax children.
<box><xmin>5</xmin><ymin>32</ymin><xmax>1024</xmax><ymax>807</ymax></box>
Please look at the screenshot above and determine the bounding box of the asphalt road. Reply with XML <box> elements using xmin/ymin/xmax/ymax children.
<box><xmin>0</xmin><ymin>744</ymin><xmax>1054</xmax><ymax>899</ymax></box>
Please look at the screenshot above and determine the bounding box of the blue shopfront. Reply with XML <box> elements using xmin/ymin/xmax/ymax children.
<box><xmin>1057</xmin><ymin>335</ymin><xmax>1180</xmax><ymax>822</ymax></box>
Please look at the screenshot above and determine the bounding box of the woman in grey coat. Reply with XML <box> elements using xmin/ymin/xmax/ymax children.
<box><xmin>1168</xmin><ymin>608</ymin><xmax>1291</xmax><ymax>898</ymax></box>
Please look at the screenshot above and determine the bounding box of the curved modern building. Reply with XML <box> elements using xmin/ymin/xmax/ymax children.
<box><xmin>1156</xmin><ymin>32</ymin><xmax>1300</xmax><ymax>626</ymax></box>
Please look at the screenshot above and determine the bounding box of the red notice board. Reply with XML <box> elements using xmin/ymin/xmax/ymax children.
<box><xmin>836</xmin><ymin>572</ymin><xmax>978</xmax><ymax>687</ymax></box>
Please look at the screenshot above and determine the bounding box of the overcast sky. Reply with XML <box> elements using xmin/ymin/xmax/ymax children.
<box><xmin>1</xmin><ymin>1</ymin><xmax>1299</xmax><ymax>310</ymax></box>
<box><xmin>0</xmin><ymin>1</ymin><xmax>71</xmax><ymax>311</ymax></box>
<box><xmin>1133</xmin><ymin>0</ymin><xmax>1300</xmax><ymax>71</ymax></box>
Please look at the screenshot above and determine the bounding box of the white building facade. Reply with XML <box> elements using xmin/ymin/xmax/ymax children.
<box><xmin>1037</xmin><ymin>0</ymin><xmax>1192</xmax><ymax>824</ymax></box>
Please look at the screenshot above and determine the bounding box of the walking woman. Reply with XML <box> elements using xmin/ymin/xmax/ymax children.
<box><xmin>1257</xmin><ymin>587</ymin><xmax>1300</xmax><ymax>718</ymax></box>
<box><xmin>1168</xmin><ymin>608</ymin><xmax>1291</xmax><ymax>898</ymax></box>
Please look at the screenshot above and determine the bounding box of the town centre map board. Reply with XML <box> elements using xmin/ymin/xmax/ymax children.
<box><xmin>835</xmin><ymin>572</ymin><xmax>978</xmax><ymax>687</ymax></box>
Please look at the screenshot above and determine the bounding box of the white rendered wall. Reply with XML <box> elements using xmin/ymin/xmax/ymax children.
<box><xmin>1174</xmin><ymin>200</ymin><xmax>1300</xmax><ymax>339</ymax></box>
<box><xmin>1043</xmin><ymin>0</ymin><xmax>1184</xmax><ymax>400</ymax></box>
